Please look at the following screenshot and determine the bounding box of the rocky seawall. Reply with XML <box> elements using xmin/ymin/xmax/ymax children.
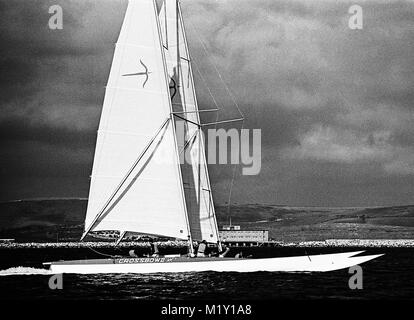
<box><xmin>275</xmin><ymin>239</ymin><xmax>414</xmax><ymax>247</ymax></box>
<box><xmin>1</xmin><ymin>239</ymin><xmax>414</xmax><ymax>249</ymax></box>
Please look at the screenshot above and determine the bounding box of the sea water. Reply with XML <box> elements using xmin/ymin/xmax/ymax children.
<box><xmin>0</xmin><ymin>247</ymin><xmax>413</xmax><ymax>300</ymax></box>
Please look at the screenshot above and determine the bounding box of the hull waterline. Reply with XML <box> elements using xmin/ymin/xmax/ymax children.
<box><xmin>44</xmin><ymin>251</ymin><xmax>383</xmax><ymax>274</ymax></box>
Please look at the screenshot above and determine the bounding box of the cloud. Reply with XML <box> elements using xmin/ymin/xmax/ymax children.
<box><xmin>182</xmin><ymin>0</ymin><xmax>414</xmax><ymax>193</ymax></box>
<box><xmin>283</xmin><ymin>125</ymin><xmax>388</xmax><ymax>162</ymax></box>
<box><xmin>384</xmin><ymin>154</ymin><xmax>414</xmax><ymax>175</ymax></box>
<box><xmin>283</xmin><ymin>124</ymin><xmax>414</xmax><ymax>175</ymax></box>
<box><xmin>1</xmin><ymin>0</ymin><xmax>414</xmax><ymax>205</ymax></box>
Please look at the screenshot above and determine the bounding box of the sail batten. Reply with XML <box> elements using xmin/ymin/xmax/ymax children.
<box><xmin>105</xmin><ymin>86</ymin><xmax>167</xmax><ymax>95</ymax></box>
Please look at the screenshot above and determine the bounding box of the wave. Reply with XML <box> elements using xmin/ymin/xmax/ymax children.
<box><xmin>0</xmin><ymin>266</ymin><xmax>53</xmax><ymax>276</ymax></box>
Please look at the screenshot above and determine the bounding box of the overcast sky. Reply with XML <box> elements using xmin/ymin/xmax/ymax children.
<box><xmin>1</xmin><ymin>0</ymin><xmax>413</xmax><ymax>207</ymax></box>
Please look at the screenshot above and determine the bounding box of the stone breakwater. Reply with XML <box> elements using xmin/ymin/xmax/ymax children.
<box><xmin>0</xmin><ymin>240</ymin><xmax>185</xmax><ymax>249</ymax></box>
<box><xmin>273</xmin><ymin>239</ymin><xmax>414</xmax><ymax>248</ymax></box>
<box><xmin>1</xmin><ymin>239</ymin><xmax>414</xmax><ymax>249</ymax></box>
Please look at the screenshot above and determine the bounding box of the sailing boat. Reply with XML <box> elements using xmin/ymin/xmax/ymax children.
<box><xmin>43</xmin><ymin>0</ymin><xmax>382</xmax><ymax>274</ymax></box>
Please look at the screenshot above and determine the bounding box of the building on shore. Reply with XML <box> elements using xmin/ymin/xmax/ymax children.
<box><xmin>219</xmin><ymin>225</ymin><xmax>269</xmax><ymax>246</ymax></box>
<box><xmin>221</xmin><ymin>225</ymin><xmax>241</xmax><ymax>231</ymax></box>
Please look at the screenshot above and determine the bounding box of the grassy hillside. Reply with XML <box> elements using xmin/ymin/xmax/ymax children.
<box><xmin>0</xmin><ymin>199</ymin><xmax>86</xmax><ymax>242</ymax></box>
<box><xmin>216</xmin><ymin>204</ymin><xmax>414</xmax><ymax>241</ymax></box>
<box><xmin>0</xmin><ymin>199</ymin><xmax>413</xmax><ymax>242</ymax></box>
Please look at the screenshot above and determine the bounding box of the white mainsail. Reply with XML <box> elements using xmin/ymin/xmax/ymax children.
<box><xmin>159</xmin><ymin>0</ymin><xmax>220</xmax><ymax>243</ymax></box>
<box><xmin>84</xmin><ymin>0</ymin><xmax>190</xmax><ymax>240</ymax></box>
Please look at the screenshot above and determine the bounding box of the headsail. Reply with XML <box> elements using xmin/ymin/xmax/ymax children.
<box><xmin>84</xmin><ymin>0</ymin><xmax>189</xmax><ymax>240</ymax></box>
<box><xmin>159</xmin><ymin>0</ymin><xmax>220</xmax><ymax>243</ymax></box>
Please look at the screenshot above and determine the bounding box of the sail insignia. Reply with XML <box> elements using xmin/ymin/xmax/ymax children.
<box><xmin>122</xmin><ymin>59</ymin><xmax>152</xmax><ymax>88</ymax></box>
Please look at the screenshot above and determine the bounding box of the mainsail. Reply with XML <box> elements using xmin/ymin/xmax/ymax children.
<box><xmin>84</xmin><ymin>0</ymin><xmax>189</xmax><ymax>240</ymax></box>
<box><xmin>83</xmin><ymin>0</ymin><xmax>220</xmax><ymax>244</ymax></box>
<box><xmin>159</xmin><ymin>0</ymin><xmax>220</xmax><ymax>243</ymax></box>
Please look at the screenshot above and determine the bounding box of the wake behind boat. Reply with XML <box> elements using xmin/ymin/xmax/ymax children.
<box><xmin>43</xmin><ymin>0</ymin><xmax>383</xmax><ymax>274</ymax></box>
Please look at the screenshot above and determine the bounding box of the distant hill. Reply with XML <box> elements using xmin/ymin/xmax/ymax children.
<box><xmin>0</xmin><ymin>199</ymin><xmax>413</xmax><ymax>242</ymax></box>
<box><xmin>216</xmin><ymin>204</ymin><xmax>414</xmax><ymax>241</ymax></box>
<box><xmin>0</xmin><ymin>199</ymin><xmax>86</xmax><ymax>242</ymax></box>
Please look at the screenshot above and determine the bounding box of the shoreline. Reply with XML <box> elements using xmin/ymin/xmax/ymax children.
<box><xmin>1</xmin><ymin>239</ymin><xmax>414</xmax><ymax>249</ymax></box>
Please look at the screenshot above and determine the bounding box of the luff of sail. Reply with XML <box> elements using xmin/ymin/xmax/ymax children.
<box><xmin>159</xmin><ymin>0</ymin><xmax>220</xmax><ymax>243</ymax></box>
<box><xmin>84</xmin><ymin>0</ymin><xmax>190</xmax><ymax>240</ymax></box>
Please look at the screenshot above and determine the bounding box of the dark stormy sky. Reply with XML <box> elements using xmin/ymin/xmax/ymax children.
<box><xmin>0</xmin><ymin>0</ymin><xmax>413</xmax><ymax>207</ymax></box>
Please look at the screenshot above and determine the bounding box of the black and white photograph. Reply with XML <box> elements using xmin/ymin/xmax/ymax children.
<box><xmin>0</xmin><ymin>0</ymin><xmax>413</xmax><ymax>315</ymax></box>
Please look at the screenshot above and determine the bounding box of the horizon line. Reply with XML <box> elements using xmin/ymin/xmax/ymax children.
<box><xmin>0</xmin><ymin>197</ymin><xmax>413</xmax><ymax>210</ymax></box>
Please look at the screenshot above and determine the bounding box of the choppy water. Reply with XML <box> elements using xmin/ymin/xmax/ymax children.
<box><xmin>0</xmin><ymin>247</ymin><xmax>413</xmax><ymax>300</ymax></box>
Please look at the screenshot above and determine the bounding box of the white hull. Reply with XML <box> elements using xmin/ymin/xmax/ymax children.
<box><xmin>46</xmin><ymin>251</ymin><xmax>383</xmax><ymax>274</ymax></box>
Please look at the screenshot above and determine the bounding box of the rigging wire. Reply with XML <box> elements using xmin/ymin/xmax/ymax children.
<box><xmin>192</xmin><ymin>59</ymin><xmax>221</xmax><ymax>113</ymax></box>
<box><xmin>189</xmin><ymin>9</ymin><xmax>312</xmax><ymax>260</ymax></box>
<box><xmin>86</xmin><ymin>245</ymin><xmax>117</xmax><ymax>259</ymax></box>
<box><xmin>226</xmin><ymin>120</ymin><xmax>244</xmax><ymax>219</ymax></box>
<box><xmin>187</xmin><ymin>17</ymin><xmax>245</xmax><ymax>222</ymax></box>
<box><xmin>188</xmin><ymin>19</ymin><xmax>244</xmax><ymax>120</ymax></box>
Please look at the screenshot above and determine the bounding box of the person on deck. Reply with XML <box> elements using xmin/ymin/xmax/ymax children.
<box><xmin>128</xmin><ymin>249</ymin><xmax>138</xmax><ymax>257</ymax></box>
<box><xmin>150</xmin><ymin>241</ymin><xmax>159</xmax><ymax>257</ymax></box>
<box><xmin>196</xmin><ymin>240</ymin><xmax>207</xmax><ymax>257</ymax></box>
<box><xmin>219</xmin><ymin>245</ymin><xmax>230</xmax><ymax>258</ymax></box>
<box><xmin>235</xmin><ymin>251</ymin><xmax>243</xmax><ymax>258</ymax></box>
<box><xmin>209</xmin><ymin>244</ymin><xmax>230</xmax><ymax>257</ymax></box>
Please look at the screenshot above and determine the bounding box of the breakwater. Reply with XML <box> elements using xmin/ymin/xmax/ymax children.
<box><xmin>1</xmin><ymin>239</ymin><xmax>414</xmax><ymax>249</ymax></box>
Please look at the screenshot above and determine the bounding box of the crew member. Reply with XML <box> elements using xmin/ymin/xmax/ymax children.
<box><xmin>150</xmin><ymin>241</ymin><xmax>159</xmax><ymax>257</ymax></box>
<box><xmin>129</xmin><ymin>249</ymin><xmax>138</xmax><ymax>257</ymax></box>
<box><xmin>219</xmin><ymin>245</ymin><xmax>230</xmax><ymax>258</ymax></box>
<box><xmin>197</xmin><ymin>240</ymin><xmax>207</xmax><ymax>257</ymax></box>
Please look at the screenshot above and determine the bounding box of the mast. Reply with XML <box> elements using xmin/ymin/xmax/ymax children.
<box><xmin>155</xmin><ymin>0</ymin><xmax>194</xmax><ymax>254</ymax></box>
<box><xmin>176</xmin><ymin>0</ymin><xmax>223</xmax><ymax>251</ymax></box>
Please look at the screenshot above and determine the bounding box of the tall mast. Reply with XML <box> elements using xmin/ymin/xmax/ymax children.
<box><xmin>158</xmin><ymin>0</ymin><xmax>222</xmax><ymax>249</ymax></box>
<box><xmin>176</xmin><ymin>0</ymin><xmax>223</xmax><ymax>251</ymax></box>
<box><xmin>155</xmin><ymin>0</ymin><xmax>194</xmax><ymax>254</ymax></box>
